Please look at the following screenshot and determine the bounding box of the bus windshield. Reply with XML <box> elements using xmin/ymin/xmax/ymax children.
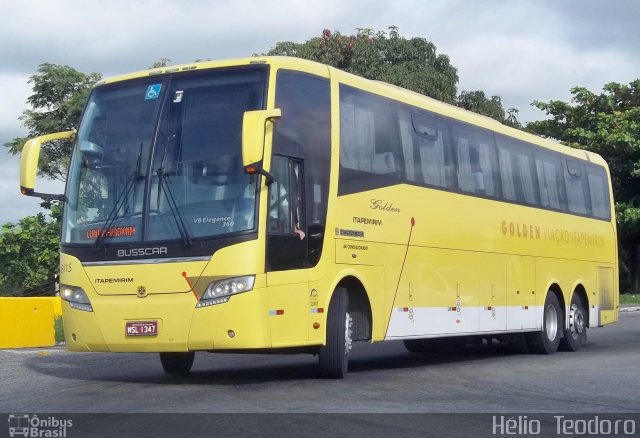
<box><xmin>62</xmin><ymin>66</ymin><xmax>267</xmax><ymax>245</ymax></box>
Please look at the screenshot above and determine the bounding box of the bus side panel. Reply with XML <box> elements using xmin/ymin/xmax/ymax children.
<box><xmin>598</xmin><ymin>266</ymin><xmax>618</xmax><ymax>326</ymax></box>
<box><xmin>506</xmin><ymin>255</ymin><xmax>538</xmax><ymax>331</ymax></box>
<box><xmin>386</xmin><ymin>247</ymin><xmax>508</xmax><ymax>338</ymax></box>
<box><xmin>266</xmin><ymin>269</ymin><xmax>310</xmax><ymax>347</ymax></box>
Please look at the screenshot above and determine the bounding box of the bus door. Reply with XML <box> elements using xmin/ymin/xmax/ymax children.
<box><xmin>265</xmin><ymin>155</ymin><xmax>309</xmax><ymax>346</ymax></box>
<box><xmin>265</xmin><ymin>69</ymin><xmax>332</xmax><ymax>347</ymax></box>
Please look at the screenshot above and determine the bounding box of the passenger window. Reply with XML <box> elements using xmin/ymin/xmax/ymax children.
<box><xmin>496</xmin><ymin>136</ymin><xmax>538</xmax><ymax>206</ymax></box>
<box><xmin>451</xmin><ymin>123</ymin><xmax>498</xmax><ymax>197</ymax></box>
<box><xmin>587</xmin><ymin>166</ymin><xmax>610</xmax><ymax>219</ymax></box>
<box><xmin>340</xmin><ymin>86</ymin><xmax>401</xmax><ymax>176</ymax></box>
<box><xmin>397</xmin><ymin>108</ymin><xmax>452</xmax><ymax>188</ymax></box>
<box><xmin>565</xmin><ymin>159</ymin><xmax>587</xmax><ymax>215</ymax></box>
<box><xmin>535</xmin><ymin>152</ymin><xmax>565</xmax><ymax>210</ymax></box>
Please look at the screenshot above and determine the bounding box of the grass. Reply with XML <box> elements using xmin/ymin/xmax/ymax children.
<box><xmin>620</xmin><ymin>293</ymin><xmax>640</xmax><ymax>304</ymax></box>
<box><xmin>54</xmin><ymin>317</ymin><xmax>65</xmax><ymax>344</ymax></box>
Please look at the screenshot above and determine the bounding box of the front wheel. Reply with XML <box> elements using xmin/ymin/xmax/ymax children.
<box><xmin>559</xmin><ymin>294</ymin><xmax>587</xmax><ymax>351</ymax></box>
<box><xmin>160</xmin><ymin>352</ymin><xmax>195</xmax><ymax>375</ymax></box>
<box><xmin>318</xmin><ymin>288</ymin><xmax>352</xmax><ymax>378</ymax></box>
<box><xmin>527</xmin><ymin>292</ymin><xmax>563</xmax><ymax>354</ymax></box>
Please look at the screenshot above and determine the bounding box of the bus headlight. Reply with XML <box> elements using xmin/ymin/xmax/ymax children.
<box><xmin>197</xmin><ymin>275</ymin><xmax>255</xmax><ymax>308</ymax></box>
<box><xmin>60</xmin><ymin>284</ymin><xmax>93</xmax><ymax>312</ymax></box>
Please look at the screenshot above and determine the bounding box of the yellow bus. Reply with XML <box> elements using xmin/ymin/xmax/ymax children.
<box><xmin>19</xmin><ymin>57</ymin><xmax>618</xmax><ymax>378</ymax></box>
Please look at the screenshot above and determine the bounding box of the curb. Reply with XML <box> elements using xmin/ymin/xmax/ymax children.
<box><xmin>620</xmin><ymin>306</ymin><xmax>640</xmax><ymax>313</ymax></box>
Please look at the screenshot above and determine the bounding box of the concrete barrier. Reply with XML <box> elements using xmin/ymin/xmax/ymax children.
<box><xmin>0</xmin><ymin>297</ymin><xmax>62</xmax><ymax>348</ymax></box>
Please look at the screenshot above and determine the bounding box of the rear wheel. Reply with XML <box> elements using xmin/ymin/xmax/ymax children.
<box><xmin>527</xmin><ymin>292</ymin><xmax>563</xmax><ymax>354</ymax></box>
<box><xmin>160</xmin><ymin>352</ymin><xmax>195</xmax><ymax>375</ymax></box>
<box><xmin>319</xmin><ymin>288</ymin><xmax>352</xmax><ymax>378</ymax></box>
<box><xmin>559</xmin><ymin>294</ymin><xmax>587</xmax><ymax>351</ymax></box>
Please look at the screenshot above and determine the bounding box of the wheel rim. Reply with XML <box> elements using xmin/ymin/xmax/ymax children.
<box><xmin>568</xmin><ymin>303</ymin><xmax>585</xmax><ymax>340</ymax></box>
<box><xmin>545</xmin><ymin>303</ymin><xmax>558</xmax><ymax>341</ymax></box>
<box><xmin>344</xmin><ymin>311</ymin><xmax>353</xmax><ymax>354</ymax></box>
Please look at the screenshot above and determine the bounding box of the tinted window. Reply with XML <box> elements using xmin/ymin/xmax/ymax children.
<box><xmin>564</xmin><ymin>159</ymin><xmax>588</xmax><ymax>215</ymax></box>
<box><xmin>273</xmin><ymin>71</ymin><xmax>331</xmax><ymax>267</ymax></box>
<box><xmin>397</xmin><ymin>108</ymin><xmax>453</xmax><ymax>188</ymax></box>
<box><xmin>274</xmin><ymin>71</ymin><xmax>330</xmax><ymax>229</ymax></box>
<box><xmin>535</xmin><ymin>151</ymin><xmax>565</xmax><ymax>210</ymax></box>
<box><xmin>339</xmin><ymin>85</ymin><xmax>401</xmax><ymax>194</ymax></box>
<box><xmin>496</xmin><ymin>136</ymin><xmax>538</xmax><ymax>206</ymax></box>
<box><xmin>340</xmin><ymin>86</ymin><xmax>398</xmax><ymax>175</ymax></box>
<box><xmin>451</xmin><ymin>122</ymin><xmax>499</xmax><ymax>197</ymax></box>
<box><xmin>336</xmin><ymin>84</ymin><xmax>612</xmax><ymax>222</ymax></box>
<box><xmin>587</xmin><ymin>165</ymin><xmax>611</xmax><ymax>219</ymax></box>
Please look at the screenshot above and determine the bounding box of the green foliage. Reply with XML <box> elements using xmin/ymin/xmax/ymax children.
<box><xmin>3</xmin><ymin>63</ymin><xmax>101</xmax><ymax>181</ymax></box>
<box><xmin>266</xmin><ymin>27</ymin><xmax>519</xmax><ymax>126</ymax></box>
<box><xmin>266</xmin><ymin>26</ymin><xmax>459</xmax><ymax>104</ymax></box>
<box><xmin>619</xmin><ymin>293</ymin><xmax>640</xmax><ymax>304</ymax></box>
<box><xmin>528</xmin><ymin>80</ymin><xmax>640</xmax><ymax>202</ymax></box>
<box><xmin>150</xmin><ymin>58</ymin><xmax>172</xmax><ymax>68</ymax></box>
<box><xmin>526</xmin><ymin>80</ymin><xmax>640</xmax><ymax>290</ymax></box>
<box><xmin>456</xmin><ymin>90</ymin><xmax>522</xmax><ymax>129</ymax></box>
<box><xmin>54</xmin><ymin>317</ymin><xmax>65</xmax><ymax>343</ymax></box>
<box><xmin>0</xmin><ymin>206</ymin><xmax>61</xmax><ymax>296</ymax></box>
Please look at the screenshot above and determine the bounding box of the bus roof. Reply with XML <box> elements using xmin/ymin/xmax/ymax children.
<box><xmin>95</xmin><ymin>56</ymin><xmax>606</xmax><ymax>168</ymax></box>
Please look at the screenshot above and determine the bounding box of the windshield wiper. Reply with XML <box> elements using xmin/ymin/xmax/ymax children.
<box><xmin>156</xmin><ymin>169</ymin><xmax>192</xmax><ymax>247</ymax></box>
<box><xmin>93</xmin><ymin>143</ymin><xmax>144</xmax><ymax>251</ymax></box>
<box><xmin>155</xmin><ymin>137</ymin><xmax>192</xmax><ymax>247</ymax></box>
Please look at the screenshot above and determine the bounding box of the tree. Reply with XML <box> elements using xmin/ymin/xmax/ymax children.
<box><xmin>150</xmin><ymin>58</ymin><xmax>172</xmax><ymax>68</ymax></box>
<box><xmin>2</xmin><ymin>64</ymin><xmax>99</xmax><ymax>296</ymax></box>
<box><xmin>456</xmin><ymin>90</ymin><xmax>522</xmax><ymax>129</ymax></box>
<box><xmin>266</xmin><ymin>26</ymin><xmax>459</xmax><ymax>104</ymax></box>
<box><xmin>0</xmin><ymin>206</ymin><xmax>61</xmax><ymax>296</ymax></box>
<box><xmin>527</xmin><ymin>80</ymin><xmax>640</xmax><ymax>291</ymax></box>
<box><xmin>4</xmin><ymin>63</ymin><xmax>101</xmax><ymax>181</ymax></box>
<box><xmin>266</xmin><ymin>27</ymin><xmax>519</xmax><ymax>126</ymax></box>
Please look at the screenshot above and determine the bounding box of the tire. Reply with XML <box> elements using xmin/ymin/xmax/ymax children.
<box><xmin>559</xmin><ymin>293</ymin><xmax>587</xmax><ymax>351</ymax></box>
<box><xmin>318</xmin><ymin>288</ymin><xmax>351</xmax><ymax>378</ymax></box>
<box><xmin>160</xmin><ymin>352</ymin><xmax>195</xmax><ymax>375</ymax></box>
<box><xmin>527</xmin><ymin>292</ymin><xmax>563</xmax><ymax>354</ymax></box>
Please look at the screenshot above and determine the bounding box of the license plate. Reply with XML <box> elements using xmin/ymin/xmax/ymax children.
<box><xmin>125</xmin><ymin>321</ymin><xmax>158</xmax><ymax>336</ymax></box>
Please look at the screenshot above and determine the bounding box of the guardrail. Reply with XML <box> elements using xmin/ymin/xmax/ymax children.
<box><xmin>0</xmin><ymin>297</ymin><xmax>62</xmax><ymax>348</ymax></box>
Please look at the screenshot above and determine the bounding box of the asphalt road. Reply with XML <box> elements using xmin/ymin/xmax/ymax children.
<box><xmin>1</xmin><ymin>313</ymin><xmax>639</xmax><ymax>436</ymax></box>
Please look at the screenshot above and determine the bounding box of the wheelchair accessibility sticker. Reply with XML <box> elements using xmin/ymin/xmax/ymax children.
<box><xmin>145</xmin><ymin>84</ymin><xmax>162</xmax><ymax>100</ymax></box>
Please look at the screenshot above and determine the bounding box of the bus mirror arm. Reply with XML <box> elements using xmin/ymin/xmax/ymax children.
<box><xmin>20</xmin><ymin>189</ymin><xmax>66</xmax><ymax>202</ymax></box>
<box><xmin>244</xmin><ymin>163</ymin><xmax>275</xmax><ymax>186</ymax></box>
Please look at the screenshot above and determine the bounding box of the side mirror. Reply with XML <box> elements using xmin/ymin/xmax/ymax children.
<box><xmin>20</xmin><ymin>130</ymin><xmax>75</xmax><ymax>201</ymax></box>
<box><xmin>242</xmin><ymin>109</ymin><xmax>281</xmax><ymax>168</ymax></box>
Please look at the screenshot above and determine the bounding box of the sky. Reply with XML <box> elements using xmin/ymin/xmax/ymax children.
<box><xmin>1</xmin><ymin>0</ymin><xmax>638</xmax><ymax>224</ymax></box>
